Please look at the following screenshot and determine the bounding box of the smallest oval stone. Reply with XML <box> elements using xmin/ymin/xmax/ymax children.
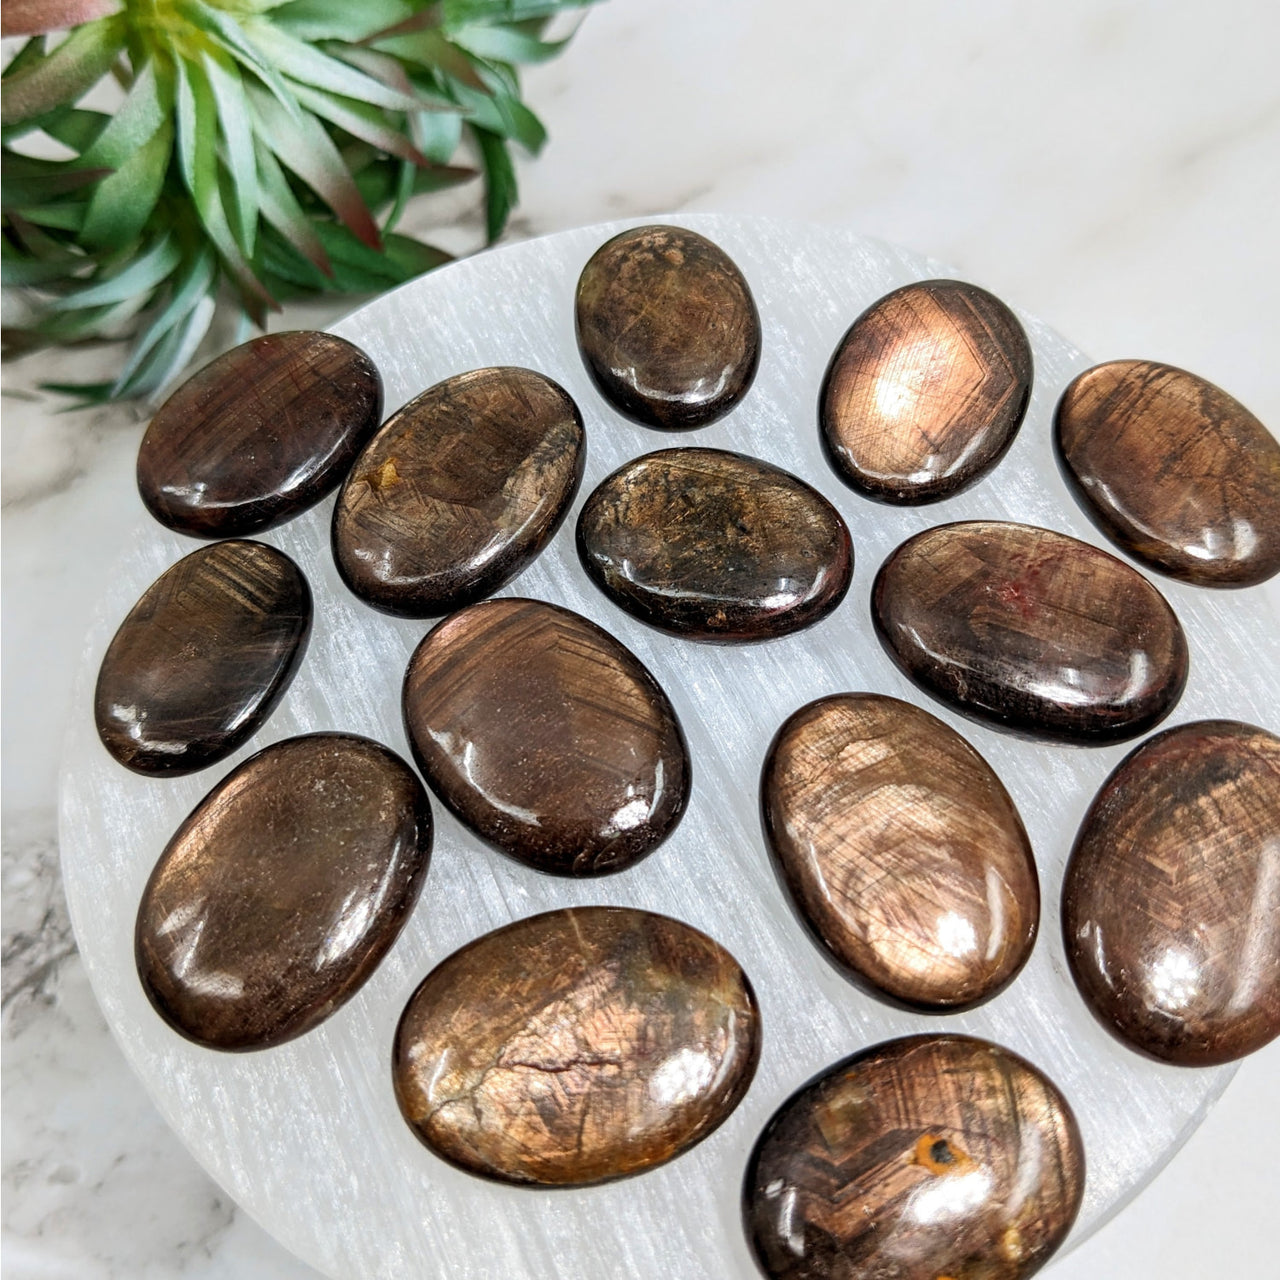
<box><xmin>1063</xmin><ymin>719</ymin><xmax>1280</xmax><ymax>1066</ymax></box>
<box><xmin>575</xmin><ymin>225</ymin><xmax>761</xmax><ymax>429</ymax></box>
<box><xmin>1055</xmin><ymin>359</ymin><xmax>1280</xmax><ymax>587</ymax></box>
<box><xmin>576</xmin><ymin>448</ymin><xmax>852</xmax><ymax>641</ymax></box>
<box><xmin>136</xmin><ymin>733</ymin><xmax>432</xmax><ymax>1051</ymax></box>
<box><xmin>821</xmin><ymin>279</ymin><xmax>1032</xmax><ymax>503</ymax></box>
<box><xmin>95</xmin><ymin>540</ymin><xmax>311</xmax><ymax>776</ymax></box>
<box><xmin>137</xmin><ymin>330</ymin><xmax>383</xmax><ymax>538</ymax></box>
<box><xmin>393</xmin><ymin>906</ymin><xmax>760</xmax><ymax>1186</ymax></box>
<box><xmin>762</xmin><ymin>694</ymin><xmax>1038</xmax><ymax>1009</ymax></box>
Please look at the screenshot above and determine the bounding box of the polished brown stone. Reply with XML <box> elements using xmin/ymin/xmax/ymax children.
<box><xmin>95</xmin><ymin>541</ymin><xmax>310</xmax><ymax>777</ymax></box>
<box><xmin>332</xmin><ymin>367</ymin><xmax>585</xmax><ymax>617</ymax></box>
<box><xmin>872</xmin><ymin>521</ymin><xmax>1188</xmax><ymax>743</ymax></box>
<box><xmin>394</xmin><ymin>906</ymin><xmax>760</xmax><ymax>1185</ymax></box>
<box><xmin>1055</xmin><ymin>359</ymin><xmax>1280</xmax><ymax>588</ymax></box>
<box><xmin>575</xmin><ymin>225</ymin><xmax>760</xmax><ymax>429</ymax></box>
<box><xmin>820</xmin><ymin>279</ymin><xmax>1032</xmax><ymax>504</ymax></box>
<box><xmin>744</xmin><ymin>1034</ymin><xmax>1084</xmax><ymax>1280</ymax></box>
<box><xmin>1063</xmin><ymin>719</ymin><xmax>1280</xmax><ymax>1066</ymax></box>
<box><xmin>136</xmin><ymin>733</ymin><xmax>432</xmax><ymax>1051</ymax></box>
<box><xmin>762</xmin><ymin>694</ymin><xmax>1038</xmax><ymax>1009</ymax></box>
<box><xmin>576</xmin><ymin>448</ymin><xmax>852</xmax><ymax>642</ymax></box>
<box><xmin>402</xmin><ymin>598</ymin><xmax>690</xmax><ymax>876</ymax></box>
<box><xmin>137</xmin><ymin>331</ymin><xmax>382</xmax><ymax>538</ymax></box>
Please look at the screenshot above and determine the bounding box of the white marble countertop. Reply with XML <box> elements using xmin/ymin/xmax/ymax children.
<box><xmin>3</xmin><ymin>1</ymin><xmax>1278</xmax><ymax>1276</ymax></box>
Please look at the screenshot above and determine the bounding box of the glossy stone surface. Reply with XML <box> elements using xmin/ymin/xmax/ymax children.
<box><xmin>136</xmin><ymin>733</ymin><xmax>432</xmax><ymax>1051</ymax></box>
<box><xmin>402</xmin><ymin>598</ymin><xmax>690</xmax><ymax>875</ymax></box>
<box><xmin>1055</xmin><ymin>359</ymin><xmax>1280</xmax><ymax>588</ymax></box>
<box><xmin>820</xmin><ymin>279</ymin><xmax>1032</xmax><ymax>503</ymax></box>
<box><xmin>575</xmin><ymin>225</ymin><xmax>760</xmax><ymax>429</ymax></box>
<box><xmin>872</xmin><ymin>521</ymin><xmax>1188</xmax><ymax>743</ymax></box>
<box><xmin>332</xmin><ymin>367</ymin><xmax>585</xmax><ymax>617</ymax></box>
<box><xmin>762</xmin><ymin>694</ymin><xmax>1038</xmax><ymax>1009</ymax></box>
<box><xmin>137</xmin><ymin>331</ymin><xmax>382</xmax><ymax>538</ymax></box>
<box><xmin>744</xmin><ymin>1034</ymin><xmax>1084</xmax><ymax>1280</ymax></box>
<box><xmin>1063</xmin><ymin>719</ymin><xmax>1280</xmax><ymax>1066</ymax></box>
<box><xmin>576</xmin><ymin>447</ymin><xmax>852</xmax><ymax>642</ymax></box>
<box><xmin>394</xmin><ymin>906</ymin><xmax>760</xmax><ymax>1186</ymax></box>
<box><xmin>94</xmin><ymin>541</ymin><xmax>311</xmax><ymax>777</ymax></box>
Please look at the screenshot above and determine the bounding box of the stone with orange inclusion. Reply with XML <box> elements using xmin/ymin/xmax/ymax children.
<box><xmin>820</xmin><ymin>279</ymin><xmax>1032</xmax><ymax>503</ymax></box>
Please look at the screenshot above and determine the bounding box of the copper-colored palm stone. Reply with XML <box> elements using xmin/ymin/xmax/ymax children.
<box><xmin>744</xmin><ymin>1034</ymin><xmax>1084</xmax><ymax>1280</ymax></box>
<box><xmin>95</xmin><ymin>540</ymin><xmax>310</xmax><ymax>776</ymax></box>
<box><xmin>577</xmin><ymin>447</ymin><xmax>853</xmax><ymax>641</ymax></box>
<box><xmin>332</xmin><ymin>366</ymin><xmax>585</xmax><ymax>617</ymax></box>
<box><xmin>1063</xmin><ymin>719</ymin><xmax>1280</xmax><ymax>1066</ymax></box>
<box><xmin>1055</xmin><ymin>360</ymin><xmax>1280</xmax><ymax>588</ymax></box>
<box><xmin>762</xmin><ymin>694</ymin><xmax>1038</xmax><ymax>1009</ymax></box>
<box><xmin>402</xmin><ymin>598</ymin><xmax>690</xmax><ymax>876</ymax></box>
<box><xmin>136</xmin><ymin>733</ymin><xmax>432</xmax><ymax>1051</ymax></box>
<box><xmin>393</xmin><ymin>906</ymin><xmax>760</xmax><ymax>1186</ymax></box>
<box><xmin>872</xmin><ymin>520</ymin><xmax>1189</xmax><ymax>743</ymax></box>
<box><xmin>820</xmin><ymin>279</ymin><xmax>1032</xmax><ymax>503</ymax></box>
<box><xmin>575</xmin><ymin>224</ymin><xmax>761</xmax><ymax>429</ymax></box>
<box><xmin>137</xmin><ymin>331</ymin><xmax>382</xmax><ymax>538</ymax></box>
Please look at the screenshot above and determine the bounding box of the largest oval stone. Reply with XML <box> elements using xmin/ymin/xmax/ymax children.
<box><xmin>576</xmin><ymin>448</ymin><xmax>852</xmax><ymax>641</ymax></box>
<box><xmin>820</xmin><ymin>279</ymin><xmax>1032</xmax><ymax>504</ymax></box>
<box><xmin>872</xmin><ymin>521</ymin><xmax>1189</xmax><ymax>743</ymax></box>
<box><xmin>762</xmin><ymin>694</ymin><xmax>1038</xmax><ymax>1009</ymax></box>
<box><xmin>137</xmin><ymin>331</ymin><xmax>382</xmax><ymax>538</ymax></box>
<box><xmin>575</xmin><ymin>224</ymin><xmax>761</xmax><ymax>429</ymax></box>
<box><xmin>402</xmin><ymin>598</ymin><xmax>690</xmax><ymax>876</ymax></box>
<box><xmin>332</xmin><ymin>367</ymin><xmax>585</xmax><ymax>618</ymax></box>
<box><xmin>393</xmin><ymin>906</ymin><xmax>760</xmax><ymax>1186</ymax></box>
<box><xmin>744</xmin><ymin>1034</ymin><xmax>1084</xmax><ymax>1280</ymax></box>
<box><xmin>1055</xmin><ymin>359</ymin><xmax>1280</xmax><ymax>587</ymax></box>
<box><xmin>136</xmin><ymin>733</ymin><xmax>432</xmax><ymax>1050</ymax></box>
<box><xmin>95</xmin><ymin>541</ymin><xmax>311</xmax><ymax>776</ymax></box>
<box><xmin>1063</xmin><ymin>719</ymin><xmax>1280</xmax><ymax>1066</ymax></box>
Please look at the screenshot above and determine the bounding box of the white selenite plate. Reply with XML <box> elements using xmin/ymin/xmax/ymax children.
<box><xmin>60</xmin><ymin>215</ymin><xmax>1280</xmax><ymax>1280</ymax></box>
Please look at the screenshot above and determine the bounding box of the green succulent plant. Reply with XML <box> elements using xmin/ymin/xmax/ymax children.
<box><xmin>1</xmin><ymin>0</ymin><xmax>597</xmax><ymax>403</ymax></box>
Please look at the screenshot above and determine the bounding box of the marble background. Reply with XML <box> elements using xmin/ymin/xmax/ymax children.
<box><xmin>3</xmin><ymin>1</ymin><xmax>1277</xmax><ymax>1277</ymax></box>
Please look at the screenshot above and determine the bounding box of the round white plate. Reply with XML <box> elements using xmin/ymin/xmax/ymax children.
<box><xmin>60</xmin><ymin>215</ymin><xmax>1280</xmax><ymax>1279</ymax></box>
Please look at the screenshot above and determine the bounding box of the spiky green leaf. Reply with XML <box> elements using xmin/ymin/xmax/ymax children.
<box><xmin>81</xmin><ymin>117</ymin><xmax>172</xmax><ymax>249</ymax></box>
<box><xmin>0</xmin><ymin>15</ymin><xmax>126</xmax><ymax>126</ymax></box>
<box><xmin>473</xmin><ymin>126</ymin><xmax>515</xmax><ymax>242</ymax></box>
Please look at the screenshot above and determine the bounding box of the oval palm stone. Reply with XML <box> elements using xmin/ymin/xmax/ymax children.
<box><xmin>1055</xmin><ymin>359</ymin><xmax>1280</xmax><ymax>587</ymax></box>
<box><xmin>333</xmin><ymin>366</ymin><xmax>585</xmax><ymax>617</ymax></box>
<box><xmin>136</xmin><ymin>733</ymin><xmax>432</xmax><ymax>1051</ymax></box>
<box><xmin>576</xmin><ymin>447</ymin><xmax>852</xmax><ymax>641</ymax></box>
<box><xmin>393</xmin><ymin>906</ymin><xmax>760</xmax><ymax>1186</ymax></box>
<box><xmin>575</xmin><ymin>224</ymin><xmax>760</xmax><ymax>429</ymax></box>
<box><xmin>872</xmin><ymin>520</ymin><xmax>1188</xmax><ymax>743</ymax></box>
<box><xmin>820</xmin><ymin>279</ymin><xmax>1032</xmax><ymax>503</ymax></box>
<box><xmin>95</xmin><ymin>540</ymin><xmax>310</xmax><ymax>776</ymax></box>
<box><xmin>744</xmin><ymin>1034</ymin><xmax>1084</xmax><ymax>1280</ymax></box>
<box><xmin>402</xmin><ymin>598</ymin><xmax>690</xmax><ymax>876</ymax></box>
<box><xmin>137</xmin><ymin>331</ymin><xmax>382</xmax><ymax>537</ymax></box>
<box><xmin>1063</xmin><ymin>719</ymin><xmax>1280</xmax><ymax>1066</ymax></box>
<box><xmin>762</xmin><ymin>693</ymin><xmax>1038</xmax><ymax>1009</ymax></box>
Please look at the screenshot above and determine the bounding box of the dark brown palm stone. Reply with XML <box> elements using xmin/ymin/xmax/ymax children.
<box><xmin>575</xmin><ymin>224</ymin><xmax>760</xmax><ymax>429</ymax></box>
<box><xmin>576</xmin><ymin>448</ymin><xmax>852</xmax><ymax>642</ymax></box>
<box><xmin>402</xmin><ymin>598</ymin><xmax>690</xmax><ymax>876</ymax></box>
<box><xmin>137</xmin><ymin>331</ymin><xmax>382</xmax><ymax>538</ymax></box>
<box><xmin>744</xmin><ymin>1034</ymin><xmax>1084</xmax><ymax>1280</ymax></box>
<box><xmin>393</xmin><ymin>906</ymin><xmax>760</xmax><ymax>1186</ymax></box>
<box><xmin>762</xmin><ymin>694</ymin><xmax>1038</xmax><ymax>1009</ymax></box>
<box><xmin>1055</xmin><ymin>359</ymin><xmax>1280</xmax><ymax>587</ymax></box>
<box><xmin>94</xmin><ymin>541</ymin><xmax>310</xmax><ymax>776</ymax></box>
<box><xmin>332</xmin><ymin>367</ymin><xmax>585</xmax><ymax>617</ymax></box>
<box><xmin>872</xmin><ymin>521</ymin><xmax>1188</xmax><ymax>743</ymax></box>
<box><xmin>820</xmin><ymin>279</ymin><xmax>1032</xmax><ymax>503</ymax></box>
<box><xmin>136</xmin><ymin>733</ymin><xmax>432</xmax><ymax>1051</ymax></box>
<box><xmin>1063</xmin><ymin>719</ymin><xmax>1280</xmax><ymax>1066</ymax></box>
